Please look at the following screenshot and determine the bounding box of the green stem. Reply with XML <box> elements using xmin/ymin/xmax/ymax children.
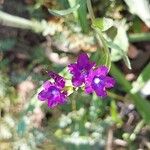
<box><xmin>107</xmin><ymin>91</ymin><xmax>127</xmax><ymax>101</ymax></box>
<box><xmin>129</xmin><ymin>33</ymin><xmax>150</xmax><ymax>42</ymax></box>
<box><xmin>87</xmin><ymin>0</ymin><xmax>95</xmax><ymax>20</ymax></box>
<box><xmin>87</xmin><ymin>0</ymin><xmax>111</xmax><ymax>69</ymax></box>
<box><xmin>129</xmin><ymin>120</ymin><xmax>145</xmax><ymax>141</ymax></box>
<box><xmin>0</xmin><ymin>10</ymin><xmax>48</xmax><ymax>33</ymax></box>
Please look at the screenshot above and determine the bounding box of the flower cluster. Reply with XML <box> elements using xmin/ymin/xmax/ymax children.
<box><xmin>38</xmin><ymin>53</ymin><xmax>115</xmax><ymax>108</ymax></box>
<box><xmin>38</xmin><ymin>71</ymin><xmax>67</xmax><ymax>108</ymax></box>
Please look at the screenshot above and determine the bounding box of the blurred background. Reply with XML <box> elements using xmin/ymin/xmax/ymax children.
<box><xmin>0</xmin><ymin>0</ymin><xmax>150</xmax><ymax>149</ymax></box>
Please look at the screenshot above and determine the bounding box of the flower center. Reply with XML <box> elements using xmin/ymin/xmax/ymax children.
<box><xmin>51</xmin><ymin>87</ymin><xmax>60</xmax><ymax>97</ymax></box>
<box><xmin>93</xmin><ymin>77</ymin><xmax>101</xmax><ymax>84</ymax></box>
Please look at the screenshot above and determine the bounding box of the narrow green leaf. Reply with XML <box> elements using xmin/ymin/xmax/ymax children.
<box><xmin>48</xmin><ymin>4</ymin><xmax>80</xmax><ymax>16</ymax></box>
<box><xmin>77</xmin><ymin>0</ymin><xmax>89</xmax><ymax>33</ymax></box>
<box><xmin>129</xmin><ymin>33</ymin><xmax>150</xmax><ymax>42</ymax></box>
<box><xmin>131</xmin><ymin>63</ymin><xmax>150</xmax><ymax>93</ymax></box>
<box><xmin>111</xmin><ymin>64</ymin><xmax>150</xmax><ymax>124</ymax></box>
<box><xmin>110</xmin><ymin>100</ymin><xmax>123</xmax><ymax>126</ymax></box>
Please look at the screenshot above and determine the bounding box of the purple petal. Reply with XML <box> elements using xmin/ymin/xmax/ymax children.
<box><xmin>85</xmin><ymin>69</ymin><xmax>95</xmax><ymax>82</ymax></box>
<box><xmin>95</xmin><ymin>66</ymin><xmax>109</xmax><ymax>76</ymax></box>
<box><xmin>85</xmin><ymin>85</ymin><xmax>94</xmax><ymax>94</ymax></box>
<box><xmin>48</xmin><ymin>71</ymin><xmax>65</xmax><ymax>88</ymax></box>
<box><xmin>104</xmin><ymin>77</ymin><xmax>115</xmax><ymax>88</ymax></box>
<box><xmin>68</xmin><ymin>64</ymin><xmax>78</xmax><ymax>74</ymax></box>
<box><xmin>72</xmin><ymin>76</ymin><xmax>83</xmax><ymax>87</ymax></box>
<box><xmin>38</xmin><ymin>90</ymin><xmax>47</xmax><ymax>101</ymax></box>
<box><xmin>77</xmin><ymin>53</ymin><xmax>89</xmax><ymax>68</ymax></box>
<box><xmin>85</xmin><ymin>61</ymin><xmax>96</xmax><ymax>70</ymax></box>
<box><xmin>47</xmin><ymin>98</ymin><xmax>58</xmax><ymax>108</ymax></box>
<box><xmin>43</xmin><ymin>81</ymin><xmax>52</xmax><ymax>89</ymax></box>
<box><xmin>59</xmin><ymin>92</ymin><xmax>67</xmax><ymax>104</ymax></box>
<box><xmin>95</xmin><ymin>87</ymin><xmax>107</xmax><ymax>97</ymax></box>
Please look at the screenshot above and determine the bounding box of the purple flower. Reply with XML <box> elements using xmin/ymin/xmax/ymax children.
<box><xmin>38</xmin><ymin>71</ymin><xmax>67</xmax><ymax>108</ymax></box>
<box><xmin>85</xmin><ymin>66</ymin><xmax>115</xmax><ymax>97</ymax></box>
<box><xmin>68</xmin><ymin>53</ymin><xmax>95</xmax><ymax>87</ymax></box>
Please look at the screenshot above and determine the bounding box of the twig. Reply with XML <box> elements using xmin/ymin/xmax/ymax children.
<box><xmin>0</xmin><ymin>10</ymin><xmax>49</xmax><ymax>34</ymax></box>
<box><xmin>106</xmin><ymin>127</ymin><xmax>113</xmax><ymax>150</ymax></box>
<box><xmin>107</xmin><ymin>91</ymin><xmax>127</xmax><ymax>101</ymax></box>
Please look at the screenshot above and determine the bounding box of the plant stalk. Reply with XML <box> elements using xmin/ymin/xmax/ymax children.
<box><xmin>0</xmin><ymin>10</ymin><xmax>47</xmax><ymax>33</ymax></box>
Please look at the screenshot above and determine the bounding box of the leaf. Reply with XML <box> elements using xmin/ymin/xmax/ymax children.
<box><xmin>105</xmin><ymin>26</ymin><xmax>117</xmax><ymax>40</ymax></box>
<box><xmin>110</xmin><ymin>100</ymin><xmax>123</xmax><ymax>126</ymax></box>
<box><xmin>124</xmin><ymin>0</ymin><xmax>150</xmax><ymax>27</ymax></box>
<box><xmin>92</xmin><ymin>17</ymin><xmax>114</xmax><ymax>32</ymax></box>
<box><xmin>130</xmin><ymin>93</ymin><xmax>150</xmax><ymax>124</ymax></box>
<box><xmin>77</xmin><ymin>0</ymin><xmax>89</xmax><ymax>33</ymax></box>
<box><xmin>111</xmin><ymin>64</ymin><xmax>150</xmax><ymax>124</ymax></box>
<box><xmin>131</xmin><ymin>63</ymin><xmax>150</xmax><ymax>93</ymax></box>
<box><xmin>48</xmin><ymin>4</ymin><xmax>80</xmax><ymax>16</ymax></box>
<box><xmin>110</xmin><ymin>21</ymin><xmax>129</xmax><ymax>61</ymax></box>
<box><xmin>107</xmin><ymin>41</ymin><xmax>131</xmax><ymax>69</ymax></box>
<box><xmin>59</xmin><ymin>0</ymin><xmax>70</xmax><ymax>9</ymax></box>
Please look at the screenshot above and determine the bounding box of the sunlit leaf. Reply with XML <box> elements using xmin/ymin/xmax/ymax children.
<box><xmin>92</xmin><ymin>18</ymin><xmax>113</xmax><ymax>32</ymax></box>
<box><xmin>110</xmin><ymin>20</ymin><xmax>129</xmax><ymax>61</ymax></box>
<box><xmin>131</xmin><ymin>63</ymin><xmax>150</xmax><ymax>93</ymax></box>
<box><xmin>110</xmin><ymin>100</ymin><xmax>123</xmax><ymax>127</ymax></box>
<box><xmin>107</xmin><ymin>41</ymin><xmax>131</xmax><ymax>69</ymax></box>
<box><xmin>124</xmin><ymin>0</ymin><xmax>150</xmax><ymax>27</ymax></box>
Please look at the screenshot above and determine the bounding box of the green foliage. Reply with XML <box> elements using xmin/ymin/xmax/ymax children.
<box><xmin>111</xmin><ymin>64</ymin><xmax>150</xmax><ymax>124</ymax></box>
<box><xmin>48</xmin><ymin>4</ymin><xmax>80</xmax><ymax>16</ymax></box>
<box><xmin>0</xmin><ymin>39</ymin><xmax>16</xmax><ymax>51</ymax></box>
<box><xmin>110</xmin><ymin>100</ymin><xmax>123</xmax><ymax>127</ymax></box>
<box><xmin>124</xmin><ymin>0</ymin><xmax>150</xmax><ymax>27</ymax></box>
<box><xmin>92</xmin><ymin>18</ymin><xmax>113</xmax><ymax>32</ymax></box>
<box><xmin>77</xmin><ymin>0</ymin><xmax>89</xmax><ymax>33</ymax></box>
<box><xmin>92</xmin><ymin>18</ymin><xmax>131</xmax><ymax>69</ymax></box>
<box><xmin>0</xmin><ymin>0</ymin><xmax>150</xmax><ymax>149</ymax></box>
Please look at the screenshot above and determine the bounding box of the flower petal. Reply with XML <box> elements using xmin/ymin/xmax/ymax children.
<box><xmin>95</xmin><ymin>66</ymin><xmax>109</xmax><ymax>76</ymax></box>
<box><xmin>77</xmin><ymin>53</ymin><xmax>89</xmax><ymax>68</ymax></box>
<box><xmin>104</xmin><ymin>77</ymin><xmax>115</xmax><ymax>88</ymax></box>
<box><xmin>47</xmin><ymin>98</ymin><xmax>58</xmax><ymax>108</ymax></box>
<box><xmin>85</xmin><ymin>85</ymin><xmax>94</xmax><ymax>94</ymax></box>
<box><xmin>85</xmin><ymin>61</ymin><xmax>96</xmax><ymax>70</ymax></box>
<box><xmin>48</xmin><ymin>71</ymin><xmax>65</xmax><ymax>88</ymax></box>
<box><xmin>38</xmin><ymin>90</ymin><xmax>47</xmax><ymax>101</ymax></box>
<box><xmin>59</xmin><ymin>92</ymin><xmax>67</xmax><ymax>104</ymax></box>
<box><xmin>95</xmin><ymin>87</ymin><xmax>107</xmax><ymax>97</ymax></box>
<box><xmin>68</xmin><ymin>64</ymin><xmax>78</xmax><ymax>74</ymax></box>
<box><xmin>43</xmin><ymin>81</ymin><xmax>52</xmax><ymax>89</ymax></box>
<box><xmin>72</xmin><ymin>76</ymin><xmax>83</xmax><ymax>87</ymax></box>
